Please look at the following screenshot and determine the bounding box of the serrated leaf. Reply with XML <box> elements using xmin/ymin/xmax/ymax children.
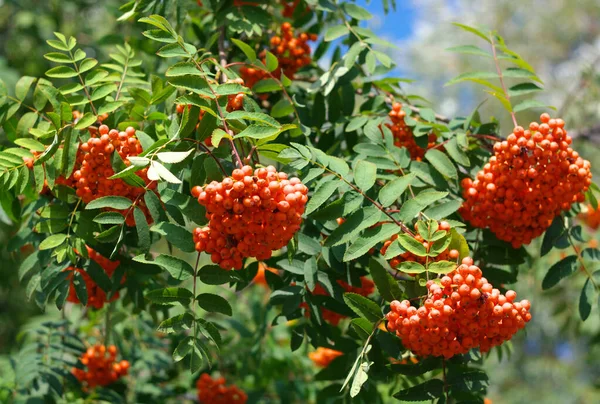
<box><xmin>231</xmin><ymin>38</ymin><xmax>257</xmax><ymax>63</ymax></box>
<box><xmin>325</xmin><ymin>206</ymin><xmax>383</xmax><ymax>247</ymax></box>
<box><xmin>134</xmin><ymin>206</ymin><xmax>150</xmax><ymax>252</ymax></box>
<box><xmin>39</xmin><ymin>234</ymin><xmax>67</xmax><ymax>250</ymax></box>
<box><xmin>378</xmin><ymin>173</ymin><xmax>416</xmax><ymax>207</ymax></box>
<box><xmin>344</xmin><ymin>3</ymin><xmax>373</xmax><ymax>19</ymax></box>
<box><xmin>354</xmin><ymin>160</ymin><xmax>377</xmax><ymax>191</ymax></box>
<box><xmin>393</xmin><ymin>379</ymin><xmax>444</xmax><ymax>401</ymax></box>
<box><xmin>45</xmin><ymin>66</ymin><xmax>78</xmax><ymax>78</ymax></box>
<box><xmin>507</xmin><ymin>82</ymin><xmax>543</xmax><ymax>97</ymax></box>
<box><xmin>427</xmin><ymin>260</ymin><xmax>457</xmax><ymax>274</ymax></box>
<box><xmin>446</xmin><ymin>45</ymin><xmax>491</xmax><ymax>57</ymax></box>
<box><xmin>196</xmin><ymin>293</ymin><xmax>233</xmax><ymax>316</ymax></box>
<box><xmin>146</xmin><ymin>287</ymin><xmax>193</xmax><ymax>305</ymax></box>
<box><xmin>542</xmin><ymin>255</ymin><xmax>578</xmax><ymax>290</ymax></box>
<box><xmin>157</xmin><ymin>313</ymin><xmax>194</xmax><ymax>334</ymax></box>
<box><xmin>198</xmin><ymin>265</ymin><xmax>232</xmax><ymax>285</ymax></box>
<box><xmin>425</xmin><ymin>149</ymin><xmax>458</xmax><ymax>179</ymax></box>
<box><xmin>134</xmin><ymin>254</ymin><xmax>194</xmax><ymax>280</ymax></box>
<box><xmin>368</xmin><ymin>257</ymin><xmax>400</xmax><ymax>302</ymax></box>
<box><xmin>397</xmin><ymin>234</ymin><xmax>427</xmax><ymax>256</ymax></box>
<box><xmin>73</xmin><ymin>113</ymin><xmax>97</xmax><ymax>129</ymax></box>
<box><xmin>343</xmin><ymin>293</ymin><xmax>382</xmax><ymax>322</ymax></box>
<box><xmin>305</xmin><ymin>180</ymin><xmax>341</xmax><ymax>215</ymax></box>
<box><xmin>85</xmin><ymin>196</ymin><xmax>132</xmax><ymax>210</ymax></box>
<box><xmin>149</xmin><ymin>161</ymin><xmax>181</xmax><ymax>184</ymax></box>
<box><xmin>513</xmin><ymin>99</ymin><xmax>548</xmax><ymax>112</ymax></box>
<box><xmin>150</xmin><ymin>222</ymin><xmax>195</xmax><ymax>253</ymax></box>
<box><xmin>344</xmin><ymin>223</ymin><xmax>399</xmax><ymax>261</ymax></box>
<box><xmin>579</xmin><ymin>279</ymin><xmax>594</xmax><ymax>321</ymax></box>
<box><xmin>156</xmin><ymin>149</ymin><xmax>194</xmax><ymax>164</ymax></box>
<box><xmin>324</xmin><ymin>25</ymin><xmax>349</xmax><ymax>42</ymax></box>
<box><xmin>452</xmin><ymin>23</ymin><xmax>491</xmax><ymax>43</ymax></box>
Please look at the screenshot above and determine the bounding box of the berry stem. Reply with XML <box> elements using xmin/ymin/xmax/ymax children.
<box><xmin>175</xmin><ymin>40</ymin><xmax>244</xmax><ymax>169</ymax></box>
<box><xmin>489</xmin><ymin>33</ymin><xmax>518</xmax><ymax>128</ymax></box>
<box><xmin>184</xmin><ymin>138</ymin><xmax>228</xmax><ymax>175</ymax></box>
<box><xmin>309</xmin><ymin>158</ymin><xmax>415</xmax><ymax>237</ymax></box>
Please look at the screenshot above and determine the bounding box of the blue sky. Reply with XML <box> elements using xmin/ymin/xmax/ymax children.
<box><xmin>357</xmin><ymin>0</ymin><xmax>416</xmax><ymax>41</ymax></box>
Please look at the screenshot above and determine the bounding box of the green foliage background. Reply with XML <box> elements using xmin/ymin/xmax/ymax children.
<box><xmin>0</xmin><ymin>1</ymin><xmax>599</xmax><ymax>403</ymax></box>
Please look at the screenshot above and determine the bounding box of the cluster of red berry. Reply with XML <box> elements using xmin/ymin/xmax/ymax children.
<box><xmin>56</xmin><ymin>125</ymin><xmax>155</xmax><ymax>226</ymax></box>
<box><xmin>192</xmin><ymin>165</ymin><xmax>308</xmax><ymax>270</ymax></box>
<box><xmin>387</xmin><ymin>102</ymin><xmax>437</xmax><ymax>160</ymax></box>
<box><xmin>308</xmin><ymin>347</ymin><xmax>343</xmax><ymax>367</ymax></box>
<box><xmin>304</xmin><ymin>277</ymin><xmax>375</xmax><ymax>325</ymax></box>
<box><xmin>240</xmin><ymin>23</ymin><xmax>316</xmax><ymax>88</ymax></box>
<box><xmin>65</xmin><ymin>246</ymin><xmax>122</xmax><ymax>309</ymax></box>
<box><xmin>386</xmin><ymin>257</ymin><xmax>532</xmax><ymax>358</ymax></box>
<box><xmin>381</xmin><ymin>221</ymin><xmax>459</xmax><ymax>272</ymax></box>
<box><xmin>197</xmin><ymin>373</ymin><xmax>247</xmax><ymax>404</ymax></box>
<box><xmin>460</xmin><ymin>113</ymin><xmax>592</xmax><ymax>248</ymax></box>
<box><xmin>72</xmin><ymin>344</ymin><xmax>129</xmax><ymax>389</ymax></box>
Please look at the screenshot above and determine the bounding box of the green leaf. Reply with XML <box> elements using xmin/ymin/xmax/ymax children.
<box><xmin>344</xmin><ymin>223</ymin><xmax>399</xmax><ymax>261</ymax></box>
<box><xmin>157</xmin><ymin>313</ymin><xmax>194</xmax><ymax>334</ymax></box>
<box><xmin>378</xmin><ymin>173</ymin><xmax>416</xmax><ymax>207</ymax></box>
<box><xmin>156</xmin><ymin>149</ymin><xmax>194</xmax><ymax>164</ymax></box>
<box><xmin>45</xmin><ymin>66</ymin><xmax>78</xmax><ymax>78</ymax></box>
<box><xmin>343</xmin><ymin>293</ymin><xmax>382</xmax><ymax>323</ymax></box>
<box><xmin>264</xmin><ymin>51</ymin><xmax>278</xmax><ymax>72</ymax></box>
<box><xmin>44</xmin><ymin>52</ymin><xmax>73</xmax><ymax>63</ymax></box>
<box><xmin>15</xmin><ymin>76</ymin><xmax>36</xmax><ymax>101</ymax></box>
<box><xmin>397</xmin><ymin>234</ymin><xmax>427</xmax><ymax>256</ymax></box>
<box><xmin>424</xmin><ymin>149</ymin><xmax>458</xmax><ymax>179</ymax></box>
<box><xmin>305</xmin><ymin>180</ymin><xmax>341</xmax><ymax>215</ymax></box>
<box><xmin>173</xmin><ymin>336</ymin><xmax>194</xmax><ymax>362</ymax></box>
<box><xmin>150</xmin><ymin>222</ymin><xmax>195</xmax><ymax>253</ymax></box>
<box><xmin>423</xmin><ymin>200</ymin><xmax>462</xmax><ymax>220</ymax></box>
<box><xmin>507</xmin><ymin>82</ymin><xmax>543</xmax><ymax>97</ymax></box>
<box><xmin>198</xmin><ymin>265</ymin><xmax>232</xmax><ymax>285</ymax></box>
<box><xmin>393</xmin><ymin>379</ymin><xmax>444</xmax><ymax>401</ymax></box>
<box><xmin>325</xmin><ymin>206</ymin><xmax>383</xmax><ymax>247</ymax></box>
<box><xmin>143</xmin><ymin>29</ymin><xmax>178</xmax><ymax>44</ymax></box>
<box><xmin>427</xmin><ymin>260</ymin><xmax>457</xmax><ymax>274</ymax></box>
<box><xmin>446</xmin><ymin>45</ymin><xmax>491</xmax><ymax>57</ymax></box>
<box><xmin>579</xmin><ymin>279</ymin><xmax>594</xmax><ymax>321</ymax></box>
<box><xmin>513</xmin><ymin>99</ymin><xmax>548</xmax><ymax>113</ymax></box>
<box><xmin>368</xmin><ymin>257</ymin><xmax>401</xmax><ymax>302</ymax></box>
<box><xmin>196</xmin><ymin>293</ymin><xmax>233</xmax><ymax>316</ymax></box>
<box><xmin>444</xmin><ymin>137</ymin><xmax>470</xmax><ymax>166</ymax></box>
<box><xmin>231</xmin><ymin>38</ymin><xmax>257</xmax><ymax>63</ymax></box>
<box><xmin>148</xmin><ymin>161</ymin><xmax>182</xmax><ymax>184</ymax></box>
<box><xmin>146</xmin><ymin>287</ymin><xmax>193</xmax><ymax>305</ymax></box>
<box><xmin>354</xmin><ymin>160</ymin><xmax>377</xmax><ymax>191</ymax></box>
<box><xmin>134</xmin><ymin>207</ymin><xmax>150</xmax><ymax>252</ymax></box>
<box><xmin>14</xmin><ymin>138</ymin><xmax>45</xmax><ymax>152</ymax></box>
<box><xmin>39</xmin><ymin>234</ymin><xmax>67</xmax><ymax>250</ymax></box>
<box><xmin>542</xmin><ymin>255</ymin><xmax>578</xmax><ymax>290</ymax></box>
<box><xmin>157</xmin><ymin>42</ymin><xmax>196</xmax><ymax>58</ymax></box>
<box><xmin>93</xmin><ymin>211</ymin><xmax>125</xmax><ymax>225</ymax></box>
<box><xmin>398</xmin><ymin>261</ymin><xmax>426</xmax><ymax>274</ymax></box>
<box><xmin>304</xmin><ymin>257</ymin><xmax>317</xmax><ymax>291</ymax></box>
<box><xmin>324</xmin><ymin>25</ymin><xmax>349</xmax><ymax>42</ymax></box>
<box><xmin>271</xmin><ymin>99</ymin><xmax>294</xmax><ymax>118</ymax></box>
<box><xmin>226</xmin><ymin>110</ymin><xmax>280</xmax><ymax>127</ymax></box>
<box><xmin>73</xmin><ymin>113</ymin><xmax>97</xmax><ymax>130</ymax></box>
<box><xmin>133</xmin><ymin>253</ymin><xmax>194</xmax><ymax>280</ymax></box>
<box><xmin>343</xmin><ymin>3</ymin><xmax>373</xmax><ymax>19</ymax></box>
<box><xmin>86</xmin><ymin>196</ymin><xmax>132</xmax><ymax>210</ymax></box>
<box><xmin>452</xmin><ymin>23</ymin><xmax>491</xmax><ymax>43</ymax></box>
<box><xmin>79</xmin><ymin>58</ymin><xmax>98</xmax><ymax>73</ymax></box>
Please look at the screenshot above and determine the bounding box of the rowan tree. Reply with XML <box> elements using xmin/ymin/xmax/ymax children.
<box><xmin>0</xmin><ymin>1</ymin><xmax>598</xmax><ymax>403</ymax></box>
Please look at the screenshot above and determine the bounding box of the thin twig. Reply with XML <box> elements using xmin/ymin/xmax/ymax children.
<box><xmin>69</xmin><ymin>49</ymin><xmax>98</xmax><ymax>116</ymax></box>
<box><xmin>442</xmin><ymin>358</ymin><xmax>449</xmax><ymax>402</ymax></box>
<box><xmin>311</xmin><ymin>158</ymin><xmax>415</xmax><ymax>237</ymax></box>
